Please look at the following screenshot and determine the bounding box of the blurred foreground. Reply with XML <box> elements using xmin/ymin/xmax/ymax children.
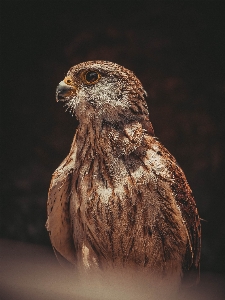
<box><xmin>0</xmin><ymin>239</ymin><xmax>224</xmax><ymax>300</ymax></box>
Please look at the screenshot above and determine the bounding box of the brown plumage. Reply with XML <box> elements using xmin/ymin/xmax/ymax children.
<box><xmin>46</xmin><ymin>61</ymin><xmax>201</xmax><ymax>283</ymax></box>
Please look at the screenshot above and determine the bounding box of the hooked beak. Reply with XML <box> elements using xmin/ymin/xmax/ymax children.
<box><xmin>56</xmin><ymin>77</ymin><xmax>76</xmax><ymax>102</ymax></box>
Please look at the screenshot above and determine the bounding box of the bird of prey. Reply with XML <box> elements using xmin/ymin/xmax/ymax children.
<box><xmin>46</xmin><ymin>61</ymin><xmax>201</xmax><ymax>284</ymax></box>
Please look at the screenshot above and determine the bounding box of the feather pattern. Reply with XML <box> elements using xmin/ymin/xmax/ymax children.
<box><xmin>46</xmin><ymin>61</ymin><xmax>201</xmax><ymax>283</ymax></box>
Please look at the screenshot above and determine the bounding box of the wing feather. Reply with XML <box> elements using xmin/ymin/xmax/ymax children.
<box><xmin>153</xmin><ymin>138</ymin><xmax>201</xmax><ymax>272</ymax></box>
<box><xmin>46</xmin><ymin>132</ymin><xmax>78</xmax><ymax>264</ymax></box>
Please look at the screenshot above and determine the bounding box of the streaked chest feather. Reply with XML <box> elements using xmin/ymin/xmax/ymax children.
<box><xmin>71</xmin><ymin>134</ymin><xmax>187</xmax><ymax>273</ymax></box>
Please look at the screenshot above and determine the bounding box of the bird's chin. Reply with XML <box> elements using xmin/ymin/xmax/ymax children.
<box><xmin>62</xmin><ymin>97</ymin><xmax>93</xmax><ymax>120</ymax></box>
<box><xmin>62</xmin><ymin>97</ymin><xmax>79</xmax><ymax>117</ymax></box>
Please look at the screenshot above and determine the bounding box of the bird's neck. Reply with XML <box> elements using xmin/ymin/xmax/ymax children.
<box><xmin>75</xmin><ymin>119</ymin><xmax>150</xmax><ymax>159</ymax></box>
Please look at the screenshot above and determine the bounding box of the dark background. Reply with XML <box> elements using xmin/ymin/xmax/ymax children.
<box><xmin>1</xmin><ymin>0</ymin><xmax>225</xmax><ymax>276</ymax></box>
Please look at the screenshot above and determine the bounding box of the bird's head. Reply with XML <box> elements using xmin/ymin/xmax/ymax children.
<box><xmin>56</xmin><ymin>61</ymin><xmax>150</xmax><ymax>128</ymax></box>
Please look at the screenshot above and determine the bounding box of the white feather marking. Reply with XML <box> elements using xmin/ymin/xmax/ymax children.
<box><xmin>96</xmin><ymin>186</ymin><xmax>113</xmax><ymax>203</ymax></box>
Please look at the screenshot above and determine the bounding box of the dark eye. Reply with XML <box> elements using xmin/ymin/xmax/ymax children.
<box><xmin>84</xmin><ymin>71</ymin><xmax>101</xmax><ymax>84</ymax></box>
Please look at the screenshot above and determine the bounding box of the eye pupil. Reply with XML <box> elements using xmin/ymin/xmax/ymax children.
<box><xmin>85</xmin><ymin>71</ymin><xmax>99</xmax><ymax>83</ymax></box>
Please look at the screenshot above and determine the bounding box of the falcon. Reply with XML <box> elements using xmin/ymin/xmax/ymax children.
<box><xmin>46</xmin><ymin>61</ymin><xmax>201</xmax><ymax>284</ymax></box>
